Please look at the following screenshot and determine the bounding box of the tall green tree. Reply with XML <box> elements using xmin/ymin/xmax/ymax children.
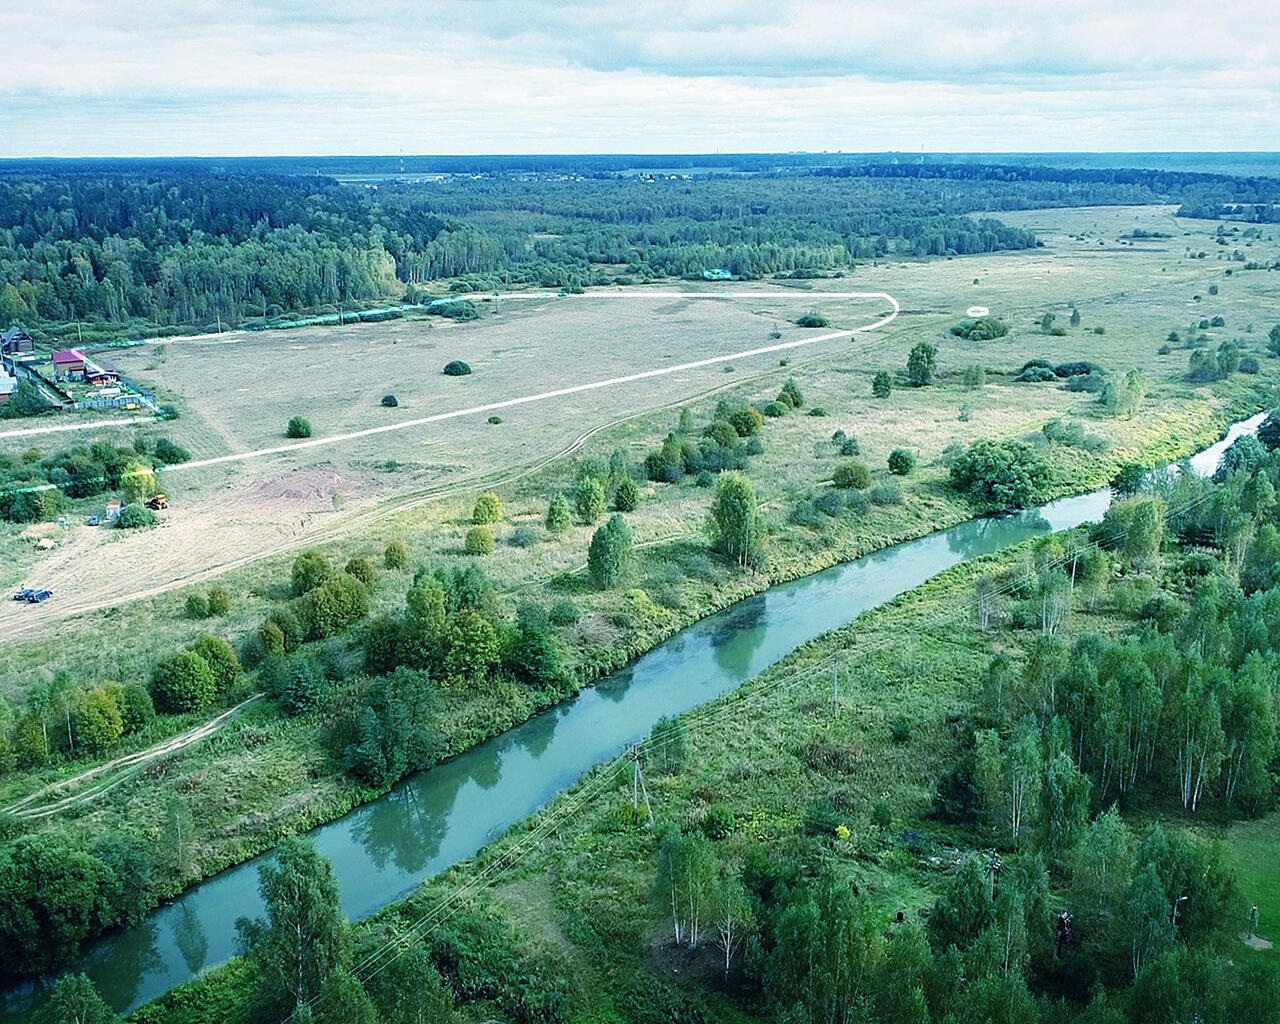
<box><xmin>33</xmin><ymin>974</ymin><xmax>119</xmax><ymax>1024</ymax></box>
<box><xmin>587</xmin><ymin>514</ymin><xmax>632</xmax><ymax>589</ymax></box>
<box><xmin>236</xmin><ymin>838</ymin><xmax>350</xmax><ymax>1015</ymax></box>
<box><xmin>707</xmin><ymin>472</ymin><xmax>762</xmax><ymax>569</ymax></box>
<box><xmin>906</xmin><ymin>341</ymin><xmax>938</xmax><ymax>386</ymax></box>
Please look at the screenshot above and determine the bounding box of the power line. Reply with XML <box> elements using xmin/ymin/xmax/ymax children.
<box><xmin>287</xmin><ymin>462</ymin><xmax>1237</xmax><ymax>1014</ymax></box>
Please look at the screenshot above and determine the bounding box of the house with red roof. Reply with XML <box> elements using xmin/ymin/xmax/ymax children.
<box><xmin>51</xmin><ymin>349</ymin><xmax>87</xmax><ymax>381</ymax></box>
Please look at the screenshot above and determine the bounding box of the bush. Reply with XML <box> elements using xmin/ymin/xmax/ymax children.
<box><xmin>762</xmin><ymin>400</ymin><xmax>787</xmax><ymax>418</ymax></box>
<box><xmin>508</xmin><ymin>524</ymin><xmax>539</xmax><ymax>548</ymax></box>
<box><xmin>889</xmin><ymin>715</ymin><xmax>912</xmax><ymax>743</ymax></box>
<box><xmin>795</xmin><ymin>312</ymin><xmax>829</xmax><ymax>328</ymax></box>
<box><xmin>1053</xmin><ymin>361</ymin><xmax>1103</xmax><ymax>378</ymax></box>
<box><xmin>488</xmin><ymin>416</ymin><xmax>501</xmax><ymax>425</ymax></box>
<box><xmin>832</xmin><ymin>430</ymin><xmax>860</xmax><ymax>456</ymax></box>
<box><xmin>701</xmin><ymin>804</ymin><xmax>736</xmax><ymax>839</ymax></box>
<box><xmin>887</xmin><ymin>449</ymin><xmax>916</xmax><ymax>476</ymax></box>
<box><xmin>832</xmin><ymin>460</ymin><xmax>872</xmax><ymax>489</ymax></box>
<box><xmin>384</xmin><ymin>539</ymin><xmax>409</xmax><ymax>570</ymax></box>
<box><xmin>962</xmin><ymin>365</ymin><xmax>985</xmax><ymax>390</ymax></box>
<box><xmin>807</xmin><ymin>406</ymin><xmax>828</xmax><ymax>417</ymax></box>
<box><xmin>703</xmin><ymin>419</ymin><xmax>738</xmax><ymax>447</ymax></box>
<box><xmin>206</xmin><ymin>586</ymin><xmax>231</xmax><ymax>616</ymax></box>
<box><xmin>189</xmin><ymin>634</ymin><xmax>240</xmax><ymax>693</ymax></box>
<box><xmin>442</xmin><ymin>360</ymin><xmax>472</xmax><ymax>376</ymax></box>
<box><xmin>695</xmin><ymin>469</ymin><xmax>714</xmax><ymax>487</ymax></box>
<box><xmin>548</xmin><ymin>599</ymin><xmax>580</xmax><ymax>626</ymax></box>
<box><xmin>614</xmin><ymin>477</ymin><xmax>640</xmax><ymax>511</ymax></box>
<box><xmin>280</xmin><ymin>653</ymin><xmax>329</xmax><ymax>716</ymax></box>
<box><xmin>116</xmin><ymin>504</ymin><xmax>155</xmax><ymax>529</ymax></box>
<box><xmin>1240</xmin><ymin>355</ymin><xmax>1260</xmax><ymax>374</ymax></box>
<box><xmin>472</xmin><ymin>492</ymin><xmax>503</xmax><ymax>524</ymax></box>
<box><xmin>545</xmin><ymin>494</ymin><xmax>571</xmax><ymax>534</ymax></box>
<box><xmin>291</xmin><ymin>549</ymin><xmax>333</xmax><ymax>595</ymax></box>
<box><xmin>950</xmin><ymin>317</ymin><xmax>1008</xmax><ymax>340</ymax></box>
<box><xmin>778</xmin><ymin>378</ymin><xmax>804</xmax><ymax>408</ymax></box>
<box><xmin>153</xmin><ymin>438</ymin><xmax>190</xmax><ymax>464</ymax></box>
<box><xmin>381</xmin><ymin>394</ymin><xmax>398</xmax><ymax>407</ymax></box>
<box><xmin>296</xmin><ymin>574</ymin><xmax>372</xmax><ymax>641</ymax></box>
<box><xmin>344</xmin><ymin>557</ymin><xmax>376</xmax><ymax>586</ymax></box>
<box><xmin>728</xmin><ymin>406</ymin><xmax>764</xmax><ymax>437</ymax></box>
<box><xmin>949</xmin><ymin>439</ymin><xmax>1053</xmax><ymax>508</ymax></box>
<box><xmin>185</xmin><ymin>593</ymin><xmax>209</xmax><ymax>619</ymax></box>
<box><xmin>871</xmin><ymin>370</ymin><xmax>893</xmax><ymax>398</ymax></box>
<box><xmin>575</xmin><ymin>477</ymin><xmax>606</xmax><ymax>524</ymax></box>
<box><xmin>118</xmin><ymin>685</ymin><xmax>155</xmax><ymax>735</ymax></box>
<box><xmin>151</xmin><ymin>651</ymin><xmax>216</xmax><ymax>714</ymax></box>
<box><xmin>286</xmin><ymin>416</ymin><xmax>312</xmax><ymax>438</ymax></box>
<box><xmin>869</xmin><ymin>482</ymin><xmax>903</xmax><ymax>506</ymax></box>
<box><xmin>157</xmin><ymin>403</ymin><xmax>181</xmax><ymax>420</ymax></box>
<box><xmin>1014</xmin><ymin>365</ymin><xmax>1057</xmax><ymax>382</ymax></box>
<box><xmin>464</xmin><ymin>527</ymin><xmax>494</xmax><ymax>555</ymax></box>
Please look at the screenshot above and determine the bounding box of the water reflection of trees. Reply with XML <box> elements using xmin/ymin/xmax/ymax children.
<box><xmin>595</xmin><ymin>666</ymin><xmax>634</xmax><ymax>705</ymax></box>
<box><xmin>79</xmin><ymin>919</ymin><xmax>162</xmax><ymax>1014</ymax></box>
<box><xmin>511</xmin><ymin>709</ymin><xmax>559</xmax><ymax>758</ymax></box>
<box><xmin>352</xmin><ymin>767</ymin><xmax>465</xmax><ymax>874</ymax></box>
<box><xmin>710</xmin><ymin>595</ymin><xmax>768</xmax><ymax>680</ymax></box>
<box><xmin>173</xmin><ymin>903</ymin><xmax>209</xmax><ymax>976</ymax></box>
<box><xmin>945</xmin><ymin>510</ymin><xmax>1051</xmax><ymax>559</ymax></box>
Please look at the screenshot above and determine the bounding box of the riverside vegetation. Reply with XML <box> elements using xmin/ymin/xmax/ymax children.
<box><xmin>125</xmin><ymin>427</ymin><xmax>1280</xmax><ymax>1024</ymax></box>
<box><xmin>0</xmin><ymin>325</ymin><xmax>1275</xmax><ymax>992</ymax></box>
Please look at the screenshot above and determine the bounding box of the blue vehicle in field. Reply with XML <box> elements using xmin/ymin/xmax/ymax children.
<box><xmin>12</xmin><ymin>588</ymin><xmax>52</xmax><ymax>603</ymax></box>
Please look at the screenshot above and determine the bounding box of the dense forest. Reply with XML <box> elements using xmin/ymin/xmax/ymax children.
<box><xmin>3</xmin><ymin>159</ymin><xmax>1279</xmax><ymax>339</ymax></box>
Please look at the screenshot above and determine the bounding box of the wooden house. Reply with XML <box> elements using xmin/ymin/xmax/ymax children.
<box><xmin>51</xmin><ymin>349</ymin><xmax>87</xmax><ymax>381</ymax></box>
<box><xmin>1</xmin><ymin>327</ymin><xmax>35</xmax><ymax>356</ymax></box>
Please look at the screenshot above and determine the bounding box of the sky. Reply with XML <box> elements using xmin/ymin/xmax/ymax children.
<box><xmin>2</xmin><ymin>0</ymin><xmax>1277</xmax><ymax>157</ymax></box>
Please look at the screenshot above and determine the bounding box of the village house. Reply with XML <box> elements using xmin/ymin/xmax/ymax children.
<box><xmin>51</xmin><ymin>348</ymin><xmax>88</xmax><ymax>381</ymax></box>
<box><xmin>1</xmin><ymin>326</ymin><xmax>35</xmax><ymax>357</ymax></box>
<box><xmin>0</xmin><ymin>365</ymin><xmax>16</xmax><ymax>404</ymax></box>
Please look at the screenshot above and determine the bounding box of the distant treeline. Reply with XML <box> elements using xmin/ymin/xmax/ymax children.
<box><xmin>1</xmin><ymin>160</ymin><xmax>1277</xmax><ymax>337</ymax></box>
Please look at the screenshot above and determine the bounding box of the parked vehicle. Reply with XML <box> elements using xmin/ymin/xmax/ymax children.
<box><xmin>12</xmin><ymin>588</ymin><xmax>32</xmax><ymax>601</ymax></box>
<box><xmin>25</xmin><ymin>590</ymin><xmax>52</xmax><ymax>604</ymax></box>
<box><xmin>87</xmin><ymin>515</ymin><xmax>101</xmax><ymax>526</ymax></box>
<box><xmin>147</xmin><ymin>493</ymin><xmax>169</xmax><ymax>510</ymax></box>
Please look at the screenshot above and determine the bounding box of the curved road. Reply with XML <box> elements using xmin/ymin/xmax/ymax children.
<box><xmin>0</xmin><ymin>289</ymin><xmax>899</xmax><ymax>640</ymax></box>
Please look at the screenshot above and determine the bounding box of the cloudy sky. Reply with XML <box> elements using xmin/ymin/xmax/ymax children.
<box><xmin>3</xmin><ymin>0</ymin><xmax>1276</xmax><ymax>157</ymax></box>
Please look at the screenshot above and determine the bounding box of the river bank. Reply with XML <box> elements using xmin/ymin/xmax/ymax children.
<box><xmin>1</xmin><ymin>404</ymin><xmax>1263</xmax><ymax>1021</ymax></box>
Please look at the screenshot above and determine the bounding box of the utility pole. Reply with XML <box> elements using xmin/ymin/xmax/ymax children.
<box><xmin>630</xmin><ymin>745</ymin><xmax>654</xmax><ymax>826</ymax></box>
<box><xmin>76</xmin><ymin>322</ymin><xmax>82</xmax><ymax>346</ymax></box>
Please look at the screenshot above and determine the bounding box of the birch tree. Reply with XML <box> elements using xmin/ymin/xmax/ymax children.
<box><xmin>709</xmin><ymin>873</ymin><xmax>754</xmax><ymax>981</ymax></box>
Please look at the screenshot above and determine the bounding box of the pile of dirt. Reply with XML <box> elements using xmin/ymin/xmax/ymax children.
<box><xmin>248</xmin><ymin>469</ymin><xmax>345</xmax><ymax>503</ymax></box>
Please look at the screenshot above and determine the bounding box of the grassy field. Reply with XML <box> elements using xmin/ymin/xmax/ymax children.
<box><xmin>2</xmin><ymin>203</ymin><xmax>1277</xmax><ymax>632</ymax></box>
<box><xmin>1227</xmin><ymin>814</ymin><xmax>1280</xmax><ymax>959</ymax></box>
<box><xmin>0</xmin><ymin>203</ymin><xmax>1277</xmax><ymax>994</ymax></box>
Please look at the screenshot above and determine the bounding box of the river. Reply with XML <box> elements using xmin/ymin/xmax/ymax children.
<box><xmin>2</xmin><ymin>413</ymin><xmax>1262</xmax><ymax>1020</ymax></box>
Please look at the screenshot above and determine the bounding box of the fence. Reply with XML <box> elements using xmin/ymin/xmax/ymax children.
<box><xmin>74</xmin><ymin>388</ymin><xmax>155</xmax><ymax>412</ymax></box>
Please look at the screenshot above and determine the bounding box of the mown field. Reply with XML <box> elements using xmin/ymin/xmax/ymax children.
<box><xmin>1</xmin><ymin>204</ymin><xmax>1276</xmax><ymax>631</ymax></box>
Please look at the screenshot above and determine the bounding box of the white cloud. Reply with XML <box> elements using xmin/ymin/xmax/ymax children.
<box><xmin>0</xmin><ymin>0</ymin><xmax>1275</xmax><ymax>155</ymax></box>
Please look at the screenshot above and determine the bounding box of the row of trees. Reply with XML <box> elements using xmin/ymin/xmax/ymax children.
<box><xmin>0</xmin><ymin>433</ymin><xmax>187</xmax><ymax>523</ymax></box>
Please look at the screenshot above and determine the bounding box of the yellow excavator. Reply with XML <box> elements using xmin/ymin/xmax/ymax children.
<box><xmin>147</xmin><ymin>493</ymin><xmax>169</xmax><ymax>510</ymax></box>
